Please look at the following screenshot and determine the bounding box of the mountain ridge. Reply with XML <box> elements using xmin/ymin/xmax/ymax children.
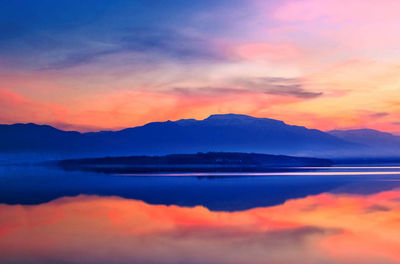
<box><xmin>328</xmin><ymin>129</ymin><xmax>400</xmax><ymax>156</ymax></box>
<box><xmin>1</xmin><ymin>113</ymin><xmax>396</xmax><ymax>159</ymax></box>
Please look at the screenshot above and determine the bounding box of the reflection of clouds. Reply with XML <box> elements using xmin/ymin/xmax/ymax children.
<box><xmin>0</xmin><ymin>190</ymin><xmax>400</xmax><ymax>264</ymax></box>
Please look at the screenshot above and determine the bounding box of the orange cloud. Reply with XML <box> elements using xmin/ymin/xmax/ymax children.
<box><xmin>0</xmin><ymin>88</ymin><xmax>67</xmax><ymax>124</ymax></box>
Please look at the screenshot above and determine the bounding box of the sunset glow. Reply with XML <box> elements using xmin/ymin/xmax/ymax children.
<box><xmin>1</xmin><ymin>0</ymin><xmax>400</xmax><ymax>132</ymax></box>
<box><xmin>2</xmin><ymin>2</ymin><xmax>400</xmax><ymax>263</ymax></box>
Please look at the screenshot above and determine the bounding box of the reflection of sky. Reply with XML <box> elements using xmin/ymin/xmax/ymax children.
<box><xmin>1</xmin><ymin>191</ymin><xmax>400</xmax><ymax>264</ymax></box>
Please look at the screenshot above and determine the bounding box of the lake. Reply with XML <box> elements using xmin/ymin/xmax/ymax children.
<box><xmin>1</xmin><ymin>165</ymin><xmax>400</xmax><ymax>263</ymax></box>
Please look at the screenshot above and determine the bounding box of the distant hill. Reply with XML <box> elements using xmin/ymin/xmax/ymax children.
<box><xmin>58</xmin><ymin>152</ymin><xmax>333</xmax><ymax>174</ymax></box>
<box><xmin>0</xmin><ymin>114</ymin><xmax>366</xmax><ymax>159</ymax></box>
<box><xmin>328</xmin><ymin>129</ymin><xmax>400</xmax><ymax>156</ymax></box>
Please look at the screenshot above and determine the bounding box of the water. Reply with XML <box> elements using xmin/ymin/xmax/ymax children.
<box><xmin>1</xmin><ymin>165</ymin><xmax>400</xmax><ymax>263</ymax></box>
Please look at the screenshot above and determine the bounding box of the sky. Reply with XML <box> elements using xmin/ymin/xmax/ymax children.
<box><xmin>1</xmin><ymin>0</ymin><xmax>400</xmax><ymax>132</ymax></box>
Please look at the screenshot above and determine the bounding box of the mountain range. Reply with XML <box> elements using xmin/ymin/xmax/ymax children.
<box><xmin>0</xmin><ymin>114</ymin><xmax>399</xmax><ymax>159</ymax></box>
<box><xmin>328</xmin><ymin>129</ymin><xmax>400</xmax><ymax>157</ymax></box>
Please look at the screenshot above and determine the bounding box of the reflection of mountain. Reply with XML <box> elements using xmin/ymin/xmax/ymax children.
<box><xmin>2</xmin><ymin>165</ymin><xmax>400</xmax><ymax>211</ymax></box>
<box><xmin>0</xmin><ymin>114</ymin><xmax>363</xmax><ymax>158</ymax></box>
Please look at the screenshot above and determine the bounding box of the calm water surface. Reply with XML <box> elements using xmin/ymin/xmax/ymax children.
<box><xmin>1</xmin><ymin>165</ymin><xmax>400</xmax><ymax>263</ymax></box>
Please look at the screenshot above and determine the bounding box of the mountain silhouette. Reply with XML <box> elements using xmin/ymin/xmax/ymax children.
<box><xmin>329</xmin><ymin>129</ymin><xmax>400</xmax><ymax>156</ymax></box>
<box><xmin>0</xmin><ymin>114</ymin><xmax>371</xmax><ymax>159</ymax></box>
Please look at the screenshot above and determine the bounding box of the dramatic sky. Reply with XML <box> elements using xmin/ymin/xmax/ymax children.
<box><xmin>1</xmin><ymin>0</ymin><xmax>400</xmax><ymax>132</ymax></box>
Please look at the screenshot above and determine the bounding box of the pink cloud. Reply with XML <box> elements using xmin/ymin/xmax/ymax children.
<box><xmin>234</xmin><ymin>41</ymin><xmax>302</xmax><ymax>61</ymax></box>
<box><xmin>271</xmin><ymin>0</ymin><xmax>400</xmax><ymax>52</ymax></box>
<box><xmin>273</xmin><ymin>0</ymin><xmax>400</xmax><ymax>23</ymax></box>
